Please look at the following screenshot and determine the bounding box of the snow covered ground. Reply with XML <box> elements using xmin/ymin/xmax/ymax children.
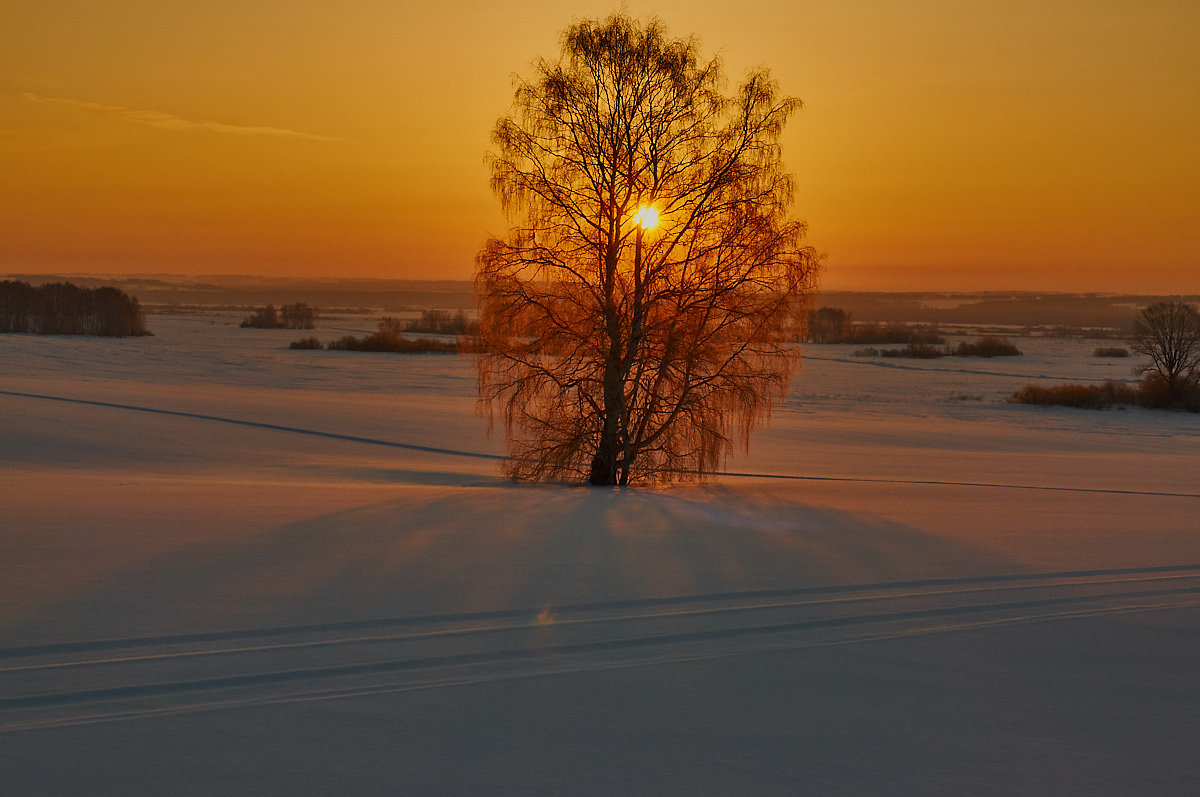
<box><xmin>2</xmin><ymin>312</ymin><xmax>1198</xmax><ymax>795</ymax></box>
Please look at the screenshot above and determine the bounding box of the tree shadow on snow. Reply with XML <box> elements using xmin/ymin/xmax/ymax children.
<box><xmin>0</xmin><ymin>484</ymin><xmax>1018</xmax><ymax>647</ymax></box>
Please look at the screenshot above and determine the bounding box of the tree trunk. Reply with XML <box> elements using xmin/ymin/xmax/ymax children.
<box><xmin>590</xmin><ymin>235</ymin><xmax>625</xmax><ymax>486</ymax></box>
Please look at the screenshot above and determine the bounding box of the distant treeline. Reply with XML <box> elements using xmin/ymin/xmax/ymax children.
<box><xmin>854</xmin><ymin>336</ymin><xmax>1023</xmax><ymax>359</ymax></box>
<box><xmin>241</xmin><ymin>303</ymin><xmax>317</xmax><ymax>329</ymax></box>
<box><xmin>0</xmin><ymin>280</ymin><xmax>149</xmax><ymax>337</ymax></box>
<box><xmin>290</xmin><ymin>317</ymin><xmax>459</xmax><ymax>353</ymax></box>
<box><xmin>404</xmin><ymin>309</ymin><xmax>479</xmax><ymax>336</ymax></box>
<box><xmin>813</xmin><ymin>293</ymin><xmax>1197</xmax><ymax>331</ymax></box>
<box><xmin>807</xmin><ymin>307</ymin><xmax>944</xmax><ymax>346</ymax></box>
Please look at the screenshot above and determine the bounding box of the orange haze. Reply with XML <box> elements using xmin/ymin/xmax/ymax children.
<box><xmin>2</xmin><ymin>1</ymin><xmax>1197</xmax><ymax>292</ymax></box>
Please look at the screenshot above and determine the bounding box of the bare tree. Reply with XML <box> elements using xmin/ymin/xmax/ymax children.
<box><xmin>1131</xmin><ymin>301</ymin><xmax>1200</xmax><ymax>398</ymax></box>
<box><xmin>476</xmin><ymin>13</ymin><xmax>820</xmax><ymax>485</ymax></box>
<box><xmin>807</xmin><ymin>307</ymin><xmax>850</xmax><ymax>344</ymax></box>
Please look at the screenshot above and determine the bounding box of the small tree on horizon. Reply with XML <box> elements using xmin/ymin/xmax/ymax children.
<box><xmin>476</xmin><ymin>13</ymin><xmax>819</xmax><ymax>486</ymax></box>
<box><xmin>1131</xmin><ymin>301</ymin><xmax>1200</xmax><ymax>401</ymax></box>
<box><xmin>807</xmin><ymin>307</ymin><xmax>850</xmax><ymax>343</ymax></box>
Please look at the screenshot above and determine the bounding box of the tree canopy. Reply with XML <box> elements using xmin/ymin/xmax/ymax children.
<box><xmin>476</xmin><ymin>13</ymin><xmax>820</xmax><ymax>485</ymax></box>
<box><xmin>1131</xmin><ymin>301</ymin><xmax>1200</xmax><ymax>398</ymax></box>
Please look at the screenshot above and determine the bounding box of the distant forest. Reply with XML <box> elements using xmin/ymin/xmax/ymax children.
<box><xmin>0</xmin><ymin>280</ymin><xmax>150</xmax><ymax>337</ymax></box>
<box><xmin>4</xmin><ymin>274</ymin><xmax>1198</xmax><ymax>331</ymax></box>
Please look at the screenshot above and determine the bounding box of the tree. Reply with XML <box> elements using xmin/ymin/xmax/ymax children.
<box><xmin>241</xmin><ymin>304</ymin><xmax>281</xmax><ymax>329</ymax></box>
<box><xmin>476</xmin><ymin>13</ymin><xmax>819</xmax><ymax>485</ymax></box>
<box><xmin>0</xmin><ymin>280</ymin><xmax>148</xmax><ymax>336</ymax></box>
<box><xmin>281</xmin><ymin>302</ymin><xmax>317</xmax><ymax>329</ymax></box>
<box><xmin>807</xmin><ymin>307</ymin><xmax>850</xmax><ymax>344</ymax></box>
<box><xmin>1131</xmin><ymin>301</ymin><xmax>1200</xmax><ymax>400</ymax></box>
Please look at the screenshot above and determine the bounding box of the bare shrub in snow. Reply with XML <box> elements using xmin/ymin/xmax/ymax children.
<box><xmin>1009</xmin><ymin>381</ymin><xmax>1138</xmax><ymax>409</ymax></box>
<box><xmin>326</xmin><ymin>318</ymin><xmax>457</xmax><ymax>353</ymax></box>
<box><xmin>954</xmin><ymin>337</ymin><xmax>1021</xmax><ymax>357</ymax></box>
<box><xmin>1009</xmin><ymin>377</ymin><xmax>1197</xmax><ymax>412</ymax></box>
<box><xmin>879</xmin><ymin>342</ymin><xmax>947</xmax><ymax>359</ymax></box>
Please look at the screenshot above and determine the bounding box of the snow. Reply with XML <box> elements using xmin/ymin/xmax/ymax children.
<box><xmin>2</xmin><ymin>312</ymin><xmax>1199</xmax><ymax>794</ymax></box>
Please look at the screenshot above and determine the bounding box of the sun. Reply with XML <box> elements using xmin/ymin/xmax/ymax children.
<box><xmin>634</xmin><ymin>206</ymin><xmax>659</xmax><ymax>230</ymax></box>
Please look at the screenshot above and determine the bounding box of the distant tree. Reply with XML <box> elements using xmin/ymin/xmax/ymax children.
<box><xmin>0</xmin><ymin>280</ymin><xmax>148</xmax><ymax>336</ymax></box>
<box><xmin>807</xmin><ymin>307</ymin><xmax>850</xmax><ymax>344</ymax></box>
<box><xmin>406</xmin><ymin>309</ymin><xmax>479</xmax><ymax>336</ymax></box>
<box><xmin>476</xmin><ymin>13</ymin><xmax>820</xmax><ymax>485</ymax></box>
<box><xmin>375</xmin><ymin>317</ymin><xmax>405</xmax><ymax>341</ymax></box>
<box><xmin>241</xmin><ymin>304</ymin><xmax>282</xmax><ymax>329</ymax></box>
<box><xmin>281</xmin><ymin>303</ymin><xmax>317</xmax><ymax>329</ymax></box>
<box><xmin>1130</xmin><ymin>301</ymin><xmax>1200</xmax><ymax>400</ymax></box>
<box><xmin>0</xmin><ymin>280</ymin><xmax>38</xmax><ymax>332</ymax></box>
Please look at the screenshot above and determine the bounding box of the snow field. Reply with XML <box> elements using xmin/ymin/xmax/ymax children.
<box><xmin>1</xmin><ymin>312</ymin><xmax>1198</xmax><ymax>794</ymax></box>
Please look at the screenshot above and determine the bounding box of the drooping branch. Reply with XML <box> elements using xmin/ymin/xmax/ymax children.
<box><xmin>476</xmin><ymin>12</ymin><xmax>821</xmax><ymax>484</ymax></box>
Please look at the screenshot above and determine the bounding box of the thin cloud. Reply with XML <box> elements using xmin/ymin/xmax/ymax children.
<box><xmin>22</xmin><ymin>93</ymin><xmax>344</xmax><ymax>142</ymax></box>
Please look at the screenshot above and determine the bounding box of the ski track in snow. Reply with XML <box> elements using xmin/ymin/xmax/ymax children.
<box><xmin>3</xmin><ymin>565</ymin><xmax>1199</xmax><ymax>732</ymax></box>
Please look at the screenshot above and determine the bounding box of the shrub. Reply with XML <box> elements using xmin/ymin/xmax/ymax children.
<box><xmin>879</xmin><ymin>342</ymin><xmax>947</xmax><ymax>359</ymax></box>
<box><xmin>289</xmin><ymin>337</ymin><xmax>323</xmax><ymax>350</ymax></box>
<box><xmin>327</xmin><ymin>334</ymin><xmax>457</xmax><ymax>353</ymax></box>
<box><xmin>325</xmin><ymin>318</ymin><xmax>458</xmax><ymax>353</ymax></box>
<box><xmin>1008</xmin><ymin>381</ymin><xmax>1138</xmax><ymax>409</ymax></box>
<box><xmin>1136</xmin><ymin>373</ymin><xmax>1200</xmax><ymax>412</ymax></box>
<box><xmin>1093</xmin><ymin>346</ymin><xmax>1129</xmax><ymax>358</ymax></box>
<box><xmin>241</xmin><ymin>304</ymin><xmax>281</xmax><ymax>328</ymax></box>
<box><xmin>954</xmin><ymin>336</ymin><xmax>1021</xmax><ymax>357</ymax></box>
<box><xmin>1009</xmin><ymin>377</ymin><xmax>1197</xmax><ymax>412</ymax></box>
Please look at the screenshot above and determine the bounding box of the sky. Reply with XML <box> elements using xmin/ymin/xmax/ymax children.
<box><xmin>2</xmin><ymin>0</ymin><xmax>1198</xmax><ymax>292</ymax></box>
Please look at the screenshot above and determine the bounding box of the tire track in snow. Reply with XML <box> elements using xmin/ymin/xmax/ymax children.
<box><xmin>4</xmin><ymin>570</ymin><xmax>1198</xmax><ymax>675</ymax></box>
<box><xmin>3</xmin><ymin>563</ymin><xmax>1198</xmax><ymax>662</ymax></box>
<box><xmin>2</xmin><ymin>569</ymin><xmax>1199</xmax><ymax>731</ymax></box>
<box><xmin>4</xmin><ymin>597</ymin><xmax>1197</xmax><ymax>736</ymax></box>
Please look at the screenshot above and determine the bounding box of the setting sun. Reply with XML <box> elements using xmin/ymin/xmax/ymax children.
<box><xmin>634</xmin><ymin>206</ymin><xmax>659</xmax><ymax>230</ymax></box>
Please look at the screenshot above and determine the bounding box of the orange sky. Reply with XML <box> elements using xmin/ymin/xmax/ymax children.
<box><xmin>2</xmin><ymin>1</ymin><xmax>1197</xmax><ymax>292</ymax></box>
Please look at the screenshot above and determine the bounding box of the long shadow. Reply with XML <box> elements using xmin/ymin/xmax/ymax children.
<box><xmin>0</xmin><ymin>390</ymin><xmax>501</xmax><ymax>461</ymax></box>
<box><xmin>0</xmin><ymin>485</ymin><xmax>1040</xmax><ymax>650</ymax></box>
<box><xmin>7</xmin><ymin>390</ymin><xmax>1194</xmax><ymax>496</ymax></box>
